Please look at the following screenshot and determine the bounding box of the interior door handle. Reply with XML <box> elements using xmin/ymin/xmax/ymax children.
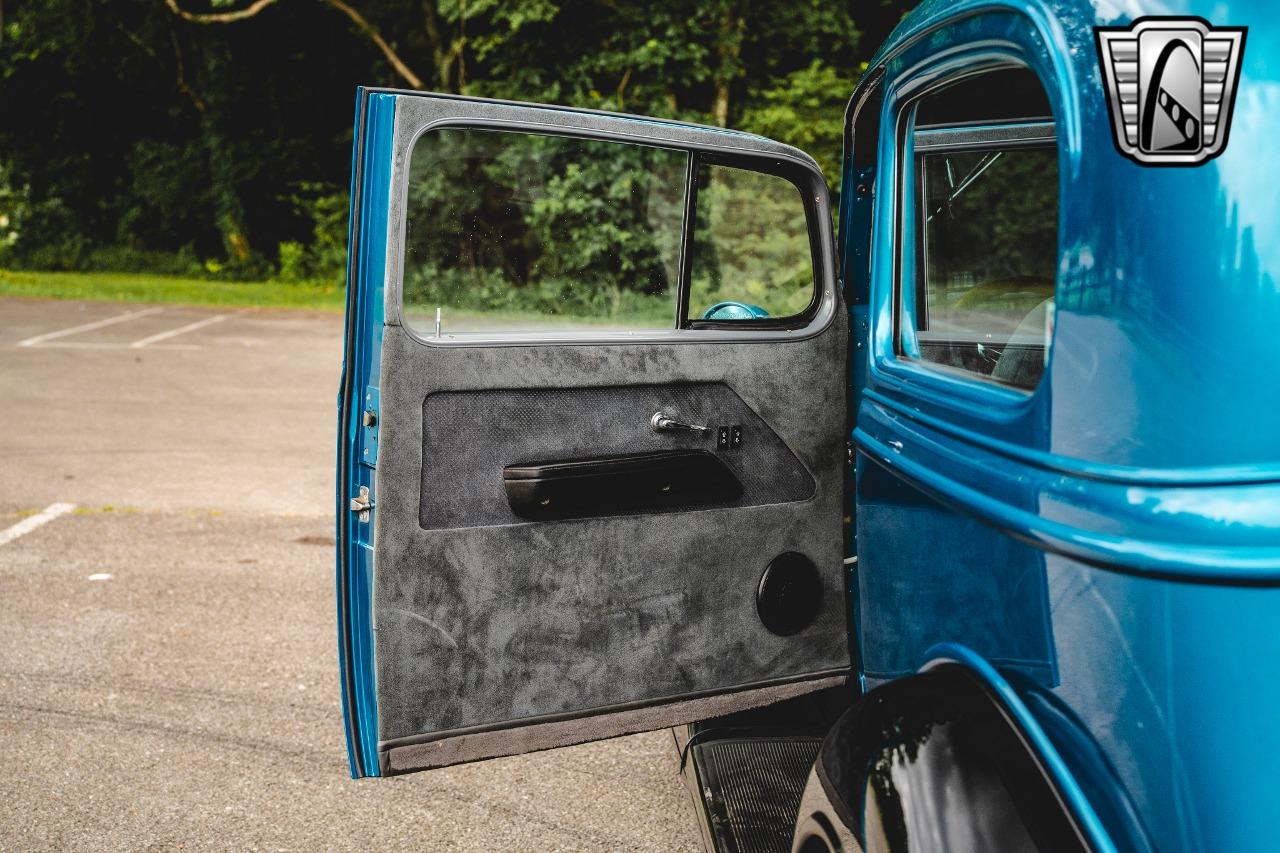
<box><xmin>650</xmin><ymin>411</ymin><xmax>710</xmax><ymax>434</ymax></box>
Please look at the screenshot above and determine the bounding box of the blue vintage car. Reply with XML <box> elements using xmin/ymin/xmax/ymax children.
<box><xmin>337</xmin><ymin>0</ymin><xmax>1279</xmax><ymax>849</ymax></box>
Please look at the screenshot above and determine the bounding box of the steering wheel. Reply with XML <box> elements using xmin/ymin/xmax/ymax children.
<box><xmin>702</xmin><ymin>301</ymin><xmax>770</xmax><ymax>321</ymax></box>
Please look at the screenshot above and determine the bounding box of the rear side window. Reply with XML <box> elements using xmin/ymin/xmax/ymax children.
<box><xmin>901</xmin><ymin>68</ymin><xmax>1058</xmax><ymax>391</ymax></box>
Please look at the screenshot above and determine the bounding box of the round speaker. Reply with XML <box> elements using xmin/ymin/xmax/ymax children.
<box><xmin>756</xmin><ymin>552</ymin><xmax>822</xmax><ymax>636</ymax></box>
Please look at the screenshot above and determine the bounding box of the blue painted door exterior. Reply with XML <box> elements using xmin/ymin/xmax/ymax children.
<box><xmin>337</xmin><ymin>90</ymin><xmax>393</xmax><ymax>778</ymax></box>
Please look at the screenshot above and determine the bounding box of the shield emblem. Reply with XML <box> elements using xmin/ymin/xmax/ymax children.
<box><xmin>1095</xmin><ymin>17</ymin><xmax>1246</xmax><ymax>166</ymax></box>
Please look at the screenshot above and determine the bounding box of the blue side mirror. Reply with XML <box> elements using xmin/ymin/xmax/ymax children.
<box><xmin>701</xmin><ymin>301</ymin><xmax>770</xmax><ymax>321</ymax></box>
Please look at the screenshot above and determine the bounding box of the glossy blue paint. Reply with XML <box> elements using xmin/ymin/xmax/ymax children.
<box><xmin>337</xmin><ymin>89</ymin><xmax>394</xmax><ymax>779</ymax></box>
<box><xmin>335</xmin><ymin>89</ymin><xmax>362</xmax><ymax>781</ymax></box>
<box><xmin>850</xmin><ymin>1</ymin><xmax>1280</xmax><ymax>850</ymax></box>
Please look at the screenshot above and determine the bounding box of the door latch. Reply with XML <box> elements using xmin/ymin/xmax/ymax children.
<box><xmin>349</xmin><ymin>485</ymin><xmax>373</xmax><ymax>523</ymax></box>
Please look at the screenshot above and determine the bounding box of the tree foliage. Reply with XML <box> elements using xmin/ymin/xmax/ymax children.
<box><xmin>0</xmin><ymin>0</ymin><xmax>914</xmax><ymax>283</ymax></box>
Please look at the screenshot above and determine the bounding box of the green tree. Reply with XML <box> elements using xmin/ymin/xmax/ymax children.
<box><xmin>0</xmin><ymin>0</ymin><xmax>915</xmax><ymax>285</ymax></box>
<box><xmin>740</xmin><ymin>60</ymin><xmax>862</xmax><ymax>188</ymax></box>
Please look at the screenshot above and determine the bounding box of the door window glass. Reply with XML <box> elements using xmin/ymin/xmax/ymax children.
<box><xmin>688</xmin><ymin>163</ymin><xmax>815</xmax><ymax>322</ymax></box>
<box><xmin>403</xmin><ymin>128</ymin><xmax>687</xmax><ymax>334</ymax></box>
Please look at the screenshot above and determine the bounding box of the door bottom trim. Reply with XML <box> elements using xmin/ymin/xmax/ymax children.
<box><xmin>380</xmin><ymin>668</ymin><xmax>850</xmax><ymax>774</ymax></box>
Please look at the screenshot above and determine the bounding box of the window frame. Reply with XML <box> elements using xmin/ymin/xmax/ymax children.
<box><xmin>679</xmin><ymin>150</ymin><xmax>825</xmax><ymax>331</ymax></box>
<box><xmin>855</xmin><ymin>13</ymin><xmax>1077</xmax><ymax>470</ymax></box>
<box><xmin>888</xmin><ymin>63</ymin><xmax>1062</xmax><ymax>400</ymax></box>
<box><xmin>392</xmin><ymin>117</ymin><xmax>833</xmax><ymax>347</ymax></box>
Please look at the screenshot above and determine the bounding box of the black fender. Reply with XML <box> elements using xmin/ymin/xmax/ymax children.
<box><xmin>792</xmin><ymin>664</ymin><xmax>1092</xmax><ymax>853</ymax></box>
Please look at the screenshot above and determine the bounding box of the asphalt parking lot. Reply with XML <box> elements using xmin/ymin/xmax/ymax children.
<box><xmin>0</xmin><ymin>297</ymin><xmax>700</xmax><ymax>851</ymax></box>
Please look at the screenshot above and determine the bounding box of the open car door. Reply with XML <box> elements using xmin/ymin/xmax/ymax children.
<box><xmin>337</xmin><ymin>88</ymin><xmax>850</xmax><ymax>777</ymax></box>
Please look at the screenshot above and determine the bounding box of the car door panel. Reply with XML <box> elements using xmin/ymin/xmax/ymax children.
<box><xmin>374</xmin><ymin>320</ymin><xmax>849</xmax><ymax>772</ymax></box>
<box><xmin>340</xmin><ymin>90</ymin><xmax>850</xmax><ymax>776</ymax></box>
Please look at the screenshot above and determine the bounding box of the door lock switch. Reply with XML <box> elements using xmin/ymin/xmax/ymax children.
<box><xmin>718</xmin><ymin>425</ymin><xmax>743</xmax><ymax>450</ymax></box>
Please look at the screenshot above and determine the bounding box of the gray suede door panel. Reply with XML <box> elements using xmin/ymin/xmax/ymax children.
<box><xmin>373</xmin><ymin>311</ymin><xmax>849</xmax><ymax>769</ymax></box>
<box><xmin>421</xmin><ymin>383</ymin><xmax>814</xmax><ymax>529</ymax></box>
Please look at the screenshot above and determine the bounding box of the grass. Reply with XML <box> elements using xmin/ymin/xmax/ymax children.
<box><xmin>0</xmin><ymin>269</ymin><xmax>678</xmax><ymax>329</ymax></box>
<box><xmin>0</xmin><ymin>269</ymin><xmax>712</xmax><ymax>331</ymax></box>
<box><xmin>0</xmin><ymin>269</ymin><xmax>347</xmax><ymax>311</ymax></box>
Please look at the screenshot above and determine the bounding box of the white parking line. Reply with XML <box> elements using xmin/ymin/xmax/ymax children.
<box><xmin>22</xmin><ymin>341</ymin><xmax>198</xmax><ymax>351</ymax></box>
<box><xmin>129</xmin><ymin>314</ymin><xmax>228</xmax><ymax>348</ymax></box>
<box><xmin>17</xmin><ymin>307</ymin><xmax>165</xmax><ymax>347</ymax></box>
<box><xmin>0</xmin><ymin>503</ymin><xmax>76</xmax><ymax>547</ymax></box>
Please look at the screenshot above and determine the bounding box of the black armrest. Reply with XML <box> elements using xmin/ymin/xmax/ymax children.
<box><xmin>503</xmin><ymin>450</ymin><xmax>742</xmax><ymax>521</ymax></box>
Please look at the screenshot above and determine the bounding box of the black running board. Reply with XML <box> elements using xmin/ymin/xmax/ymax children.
<box><xmin>685</xmin><ymin>735</ymin><xmax>822</xmax><ymax>853</ymax></box>
<box><xmin>673</xmin><ymin>686</ymin><xmax>851</xmax><ymax>853</ymax></box>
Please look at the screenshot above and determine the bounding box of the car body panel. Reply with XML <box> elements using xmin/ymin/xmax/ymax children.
<box><xmin>793</xmin><ymin>657</ymin><xmax>1104</xmax><ymax>853</ymax></box>
<box><xmin>849</xmin><ymin>1</ymin><xmax>1280</xmax><ymax>850</ymax></box>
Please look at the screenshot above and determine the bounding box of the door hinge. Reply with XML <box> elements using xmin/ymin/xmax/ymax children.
<box><xmin>349</xmin><ymin>485</ymin><xmax>373</xmax><ymax>523</ymax></box>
